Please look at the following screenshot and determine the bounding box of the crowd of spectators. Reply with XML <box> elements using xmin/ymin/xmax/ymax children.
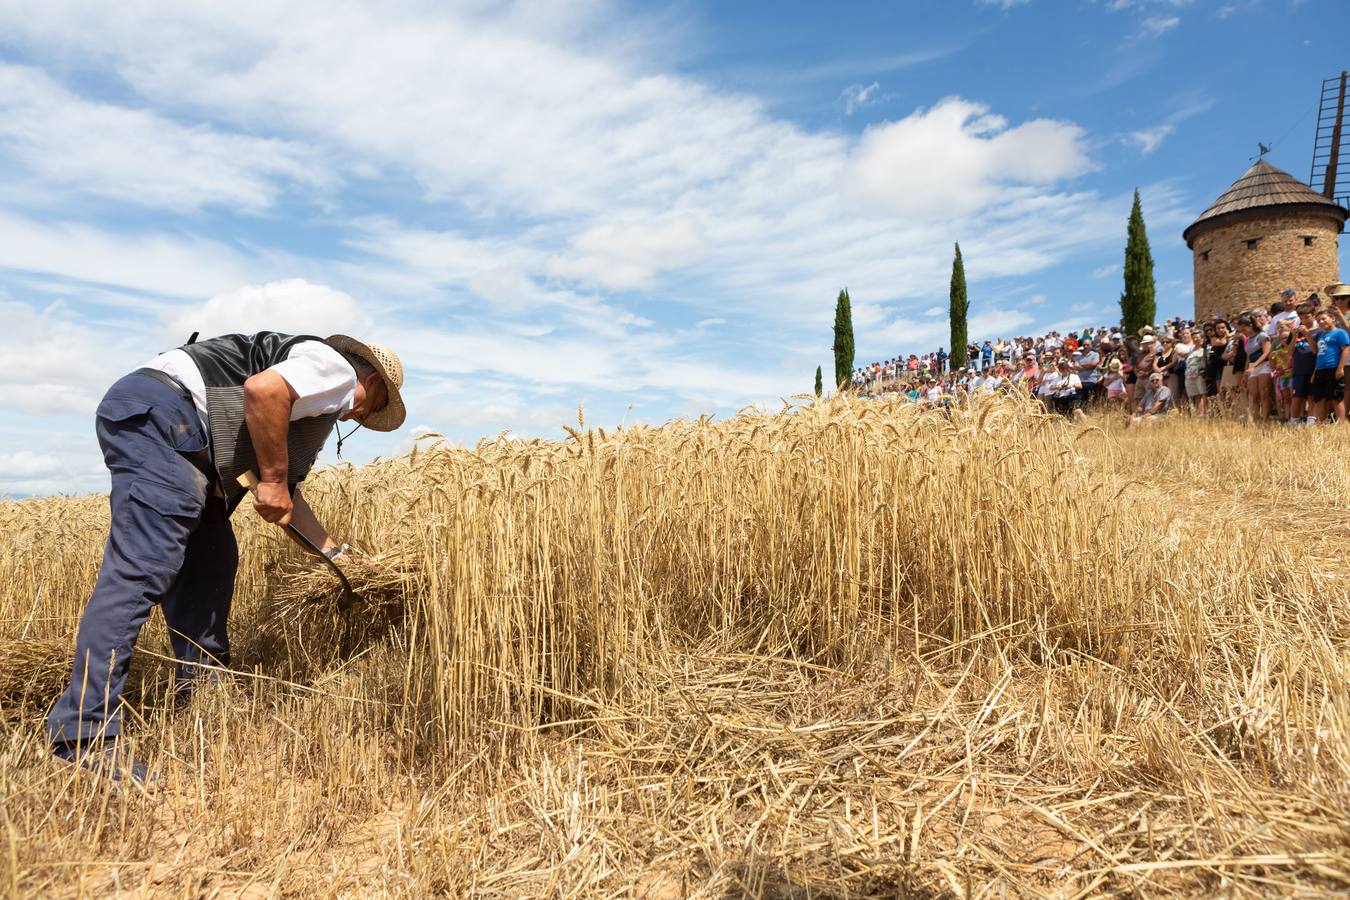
<box><xmin>851</xmin><ymin>283</ymin><xmax>1350</xmax><ymax>426</ymax></box>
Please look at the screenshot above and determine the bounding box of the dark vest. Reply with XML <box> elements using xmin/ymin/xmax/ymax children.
<box><xmin>180</xmin><ymin>332</ymin><xmax>343</xmax><ymax>503</ymax></box>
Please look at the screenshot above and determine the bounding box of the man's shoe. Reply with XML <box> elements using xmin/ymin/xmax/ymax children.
<box><xmin>53</xmin><ymin>740</ymin><xmax>158</xmax><ymax>789</ymax></box>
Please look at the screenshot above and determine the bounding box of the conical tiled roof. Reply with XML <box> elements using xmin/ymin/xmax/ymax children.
<box><xmin>1184</xmin><ymin>160</ymin><xmax>1347</xmax><ymax>246</ymax></box>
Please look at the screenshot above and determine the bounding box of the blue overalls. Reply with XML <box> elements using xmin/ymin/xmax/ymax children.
<box><xmin>47</xmin><ymin>371</ymin><xmax>239</xmax><ymax>747</ymax></box>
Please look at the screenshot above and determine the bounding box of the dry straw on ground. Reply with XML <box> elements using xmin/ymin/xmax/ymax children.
<box><xmin>1</xmin><ymin>394</ymin><xmax>1348</xmax><ymax>896</ymax></box>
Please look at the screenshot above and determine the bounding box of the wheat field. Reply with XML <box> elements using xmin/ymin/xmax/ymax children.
<box><xmin>1</xmin><ymin>394</ymin><xmax>1347</xmax><ymax>897</ymax></box>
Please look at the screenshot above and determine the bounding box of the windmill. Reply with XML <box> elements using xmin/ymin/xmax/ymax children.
<box><xmin>1310</xmin><ymin>70</ymin><xmax>1349</xmax><ymax>210</ymax></box>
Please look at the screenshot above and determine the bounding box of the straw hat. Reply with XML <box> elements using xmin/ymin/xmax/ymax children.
<box><xmin>326</xmin><ymin>334</ymin><xmax>406</xmax><ymax>432</ymax></box>
<box><xmin>1329</xmin><ymin>283</ymin><xmax>1350</xmax><ymax>298</ymax></box>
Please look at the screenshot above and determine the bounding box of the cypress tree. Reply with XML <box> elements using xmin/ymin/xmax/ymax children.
<box><xmin>814</xmin><ymin>365</ymin><xmax>823</xmax><ymax>397</ymax></box>
<box><xmin>1120</xmin><ymin>188</ymin><xmax>1156</xmax><ymax>337</ymax></box>
<box><xmin>832</xmin><ymin>288</ymin><xmax>854</xmax><ymax>390</ymax></box>
<box><xmin>949</xmin><ymin>243</ymin><xmax>968</xmax><ymax>370</ymax></box>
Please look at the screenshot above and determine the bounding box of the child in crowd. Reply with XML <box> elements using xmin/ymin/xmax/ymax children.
<box><xmin>1184</xmin><ymin>339</ymin><xmax>1208</xmax><ymax>415</ymax></box>
<box><xmin>1104</xmin><ymin>358</ymin><xmax>1126</xmax><ymax>408</ymax></box>
<box><xmin>1035</xmin><ymin>355</ymin><xmax>1057</xmax><ymax>412</ymax></box>
<box><xmin>1310</xmin><ymin>309</ymin><xmax>1349</xmax><ymax>423</ymax></box>
<box><xmin>1289</xmin><ymin>304</ymin><xmax>1318</xmax><ymax>424</ymax></box>
<box><xmin>1269</xmin><ymin>318</ymin><xmax>1294</xmax><ymax>421</ymax></box>
<box><xmin>1236</xmin><ymin>314</ymin><xmax>1273</xmax><ymax>423</ymax></box>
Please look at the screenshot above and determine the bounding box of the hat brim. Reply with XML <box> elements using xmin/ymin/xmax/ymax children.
<box><xmin>326</xmin><ymin>334</ymin><xmax>407</xmax><ymax>432</ymax></box>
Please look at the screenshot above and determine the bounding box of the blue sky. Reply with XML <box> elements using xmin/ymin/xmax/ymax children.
<box><xmin>0</xmin><ymin>0</ymin><xmax>1345</xmax><ymax>494</ymax></box>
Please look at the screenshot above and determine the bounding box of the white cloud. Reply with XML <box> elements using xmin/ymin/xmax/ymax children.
<box><xmin>976</xmin><ymin>0</ymin><xmax>1031</xmax><ymax>7</ymax></box>
<box><xmin>696</xmin><ymin>317</ymin><xmax>727</xmax><ymax>329</ymax></box>
<box><xmin>1125</xmin><ymin>93</ymin><xmax>1211</xmax><ymax>155</ymax></box>
<box><xmin>841</xmin><ymin>81</ymin><xmax>880</xmax><ymax>115</ymax></box>
<box><xmin>1129</xmin><ymin>124</ymin><xmax>1175</xmax><ymax>153</ymax></box>
<box><xmin>923</xmin><ymin>306</ymin><xmax>945</xmax><ymax>317</ymax></box>
<box><xmin>874</xmin><ymin>307</ymin><xmax>1033</xmax><ymax>349</ymax></box>
<box><xmin>0</xmin><ymin>297</ymin><xmax>145</xmax><ymax>416</ymax></box>
<box><xmin>468</xmin><ymin>267</ymin><xmax>547</xmax><ymax>313</ymax></box>
<box><xmin>0</xmin><ymin>210</ymin><xmax>256</xmax><ymax>298</ymax></box>
<box><xmin>1139</xmin><ymin>15</ymin><xmax>1181</xmax><ymax>38</ymax></box>
<box><xmin>344</xmin><ymin>219</ymin><xmax>539</xmax><ymax>296</ymax></box>
<box><xmin>1105</xmin><ymin>0</ymin><xmax>1190</xmax><ymax>9</ymax></box>
<box><xmin>0</xmin><ymin>63</ymin><xmax>330</xmax><ymax>212</ymax></box>
<box><xmin>0</xmin><ymin>451</ymin><xmax>62</xmax><ymax>479</ymax></box>
<box><xmin>548</xmin><ymin>215</ymin><xmax>709</xmax><ymax>291</ymax></box>
<box><xmin>0</xmin><ymin>441</ymin><xmax>107</xmax><ymax>497</ymax></box>
<box><xmin>1092</xmin><ymin>264</ymin><xmax>1120</xmax><ymax>278</ymax></box>
<box><xmin>413</xmin><ymin>381</ymin><xmax>574</xmax><ymax>432</ymax></box>
<box><xmin>848</xmin><ymin>98</ymin><xmax>1092</xmax><ymax>218</ymax></box>
<box><xmin>164</xmin><ymin>279</ymin><xmax>373</xmax><ymax>344</ymax></box>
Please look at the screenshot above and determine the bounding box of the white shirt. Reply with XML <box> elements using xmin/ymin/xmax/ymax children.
<box><xmin>1046</xmin><ymin>371</ymin><xmax>1082</xmax><ymax>397</ymax></box>
<box><xmin>142</xmin><ymin>339</ymin><xmax>357</xmax><ymax>433</ymax></box>
<box><xmin>1266</xmin><ymin>309</ymin><xmax>1297</xmax><ymax>337</ymax></box>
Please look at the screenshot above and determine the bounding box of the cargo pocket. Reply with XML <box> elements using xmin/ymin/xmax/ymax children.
<box><xmin>129</xmin><ymin>478</ymin><xmax>204</xmax><ymax>520</ymax></box>
<box><xmin>115</xmin><ymin>478</ymin><xmax>206</xmax><ymax>570</ymax></box>
<box><xmin>96</xmin><ymin>398</ymin><xmax>153</xmax><ymax>423</ymax></box>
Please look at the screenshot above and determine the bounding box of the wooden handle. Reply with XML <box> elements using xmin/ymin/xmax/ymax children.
<box><xmin>237</xmin><ymin>470</ymin><xmax>260</xmax><ymax>493</ymax></box>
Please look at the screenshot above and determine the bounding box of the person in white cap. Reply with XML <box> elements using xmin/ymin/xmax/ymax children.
<box><xmin>46</xmin><ymin>331</ymin><xmax>406</xmax><ymax>785</ymax></box>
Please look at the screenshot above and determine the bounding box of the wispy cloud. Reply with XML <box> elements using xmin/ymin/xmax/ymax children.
<box><xmin>841</xmin><ymin>81</ymin><xmax>881</xmax><ymax>115</ymax></box>
<box><xmin>1104</xmin><ymin>0</ymin><xmax>1191</xmax><ymax>10</ymax></box>
<box><xmin>0</xmin><ymin>63</ymin><xmax>332</xmax><ymax>213</ymax></box>
<box><xmin>1126</xmin><ymin>92</ymin><xmax>1214</xmax><ymax>154</ymax></box>
<box><xmin>1139</xmin><ymin>14</ymin><xmax>1181</xmax><ymax>38</ymax></box>
<box><xmin>1092</xmin><ymin>264</ymin><xmax>1121</xmax><ymax>278</ymax></box>
<box><xmin>976</xmin><ymin>0</ymin><xmax>1031</xmax><ymax>9</ymax></box>
<box><xmin>776</xmin><ymin>47</ymin><xmax>958</xmax><ymax>84</ymax></box>
<box><xmin>1129</xmin><ymin>123</ymin><xmax>1175</xmax><ymax>153</ymax></box>
<box><xmin>1216</xmin><ymin>1</ymin><xmax>1261</xmax><ymax>18</ymax></box>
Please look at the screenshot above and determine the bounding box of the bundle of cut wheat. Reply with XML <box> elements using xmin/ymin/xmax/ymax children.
<box><xmin>265</xmin><ymin>548</ymin><xmax>421</xmax><ymax>617</ymax></box>
<box><xmin>0</xmin><ymin>636</ymin><xmax>71</xmax><ymax>721</ymax></box>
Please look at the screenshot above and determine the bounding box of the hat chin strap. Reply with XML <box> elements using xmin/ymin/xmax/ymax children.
<box><xmin>335</xmin><ymin>421</ymin><xmax>363</xmax><ymax>458</ymax></box>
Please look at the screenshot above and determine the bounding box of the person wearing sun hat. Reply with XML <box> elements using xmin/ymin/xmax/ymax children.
<box><xmin>46</xmin><ymin>330</ymin><xmax>406</xmax><ymax>785</ymax></box>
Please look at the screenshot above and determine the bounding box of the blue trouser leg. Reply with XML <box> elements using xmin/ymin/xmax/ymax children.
<box><xmin>47</xmin><ymin>373</ymin><xmax>214</xmax><ymax>746</ymax></box>
<box><xmin>162</xmin><ymin>494</ymin><xmax>238</xmax><ymax>693</ymax></box>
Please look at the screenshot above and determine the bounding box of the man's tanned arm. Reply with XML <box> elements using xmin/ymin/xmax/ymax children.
<box><xmin>243</xmin><ymin>371</ymin><xmax>300</xmax><ymax>525</ymax></box>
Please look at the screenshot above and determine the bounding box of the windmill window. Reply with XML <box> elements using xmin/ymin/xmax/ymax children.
<box><xmin>1303</xmin><ymin>236</ymin><xmax>1315</xmax><ymax>247</ymax></box>
<box><xmin>1245</xmin><ymin>238</ymin><xmax>1261</xmax><ymax>251</ymax></box>
<box><xmin>1200</xmin><ymin>250</ymin><xmax>1210</xmax><ymax>261</ymax></box>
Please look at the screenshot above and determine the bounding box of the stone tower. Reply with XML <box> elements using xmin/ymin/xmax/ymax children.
<box><xmin>1183</xmin><ymin>160</ymin><xmax>1346</xmax><ymax>320</ymax></box>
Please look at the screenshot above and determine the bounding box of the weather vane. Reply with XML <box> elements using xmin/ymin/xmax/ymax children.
<box><xmin>1255</xmin><ymin>142</ymin><xmax>1271</xmax><ymax>160</ymax></box>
